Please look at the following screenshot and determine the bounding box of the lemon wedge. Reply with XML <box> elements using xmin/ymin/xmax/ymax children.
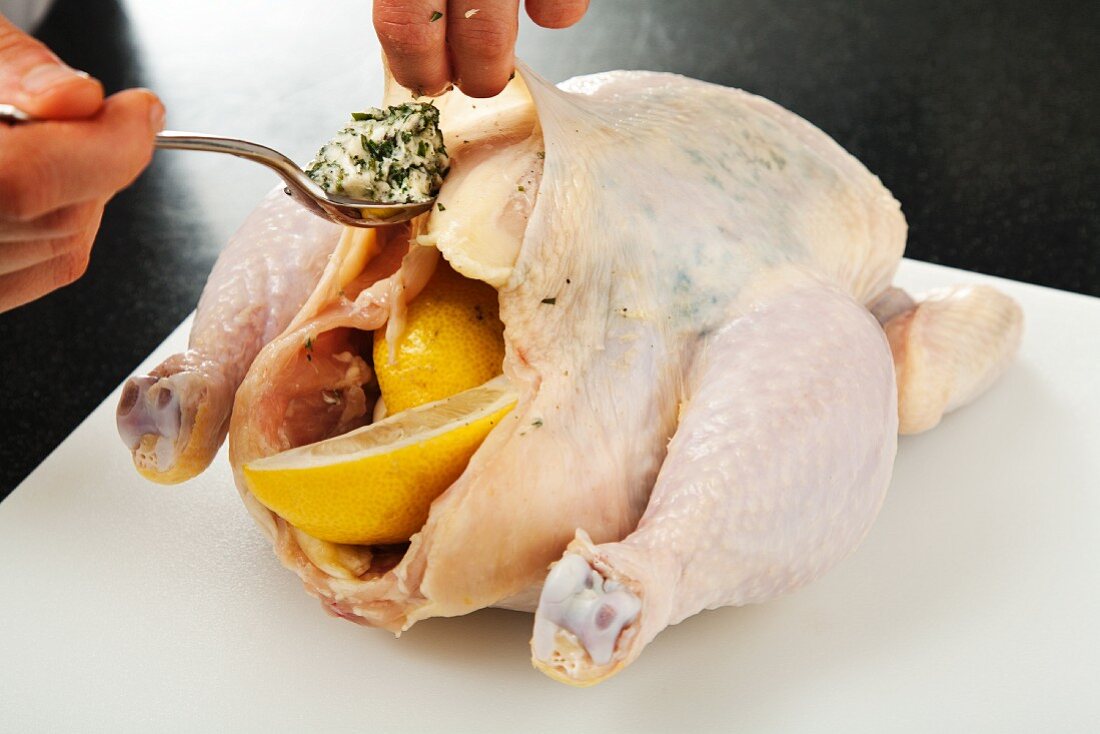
<box><xmin>243</xmin><ymin>376</ymin><xmax>517</xmax><ymax>545</ymax></box>
<box><xmin>374</xmin><ymin>262</ymin><xmax>505</xmax><ymax>415</ymax></box>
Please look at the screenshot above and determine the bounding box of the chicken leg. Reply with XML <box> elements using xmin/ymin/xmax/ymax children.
<box><xmin>115</xmin><ymin>189</ymin><xmax>341</xmax><ymax>483</ymax></box>
<box><xmin>533</xmin><ymin>273</ymin><xmax>898</xmax><ymax>684</ymax></box>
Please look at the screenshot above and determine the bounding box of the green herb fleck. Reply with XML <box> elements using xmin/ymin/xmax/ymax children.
<box><xmin>532</xmin><ymin>418</ymin><xmax>544</xmax><ymax>428</ymax></box>
<box><xmin>418</xmin><ymin>140</ymin><xmax>429</xmax><ymax>157</ymax></box>
<box><xmin>429</xmin><ymin>10</ymin><xmax>443</xmax><ymax>21</ymax></box>
<box><xmin>351</xmin><ymin>111</ymin><xmax>369</xmax><ymax>121</ymax></box>
<box><xmin>541</xmin><ymin>297</ymin><xmax>556</xmax><ymax>305</ymax></box>
<box><xmin>437</xmin><ymin>202</ymin><xmax>446</xmax><ymax>211</ymax></box>
<box><xmin>517</xmin><ymin>185</ymin><xmax>525</xmax><ymax>192</ymax></box>
<box><xmin>536</xmin><ymin>151</ymin><xmax>545</xmax><ymax>159</ymax></box>
<box><xmin>305</xmin><ymin>336</ymin><xmax>314</xmax><ymax>351</ymax></box>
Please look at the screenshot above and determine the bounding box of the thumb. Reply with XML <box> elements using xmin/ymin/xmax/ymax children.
<box><xmin>0</xmin><ymin>13</ymin><xmax>104</xmax><ymax>119</ymax></box>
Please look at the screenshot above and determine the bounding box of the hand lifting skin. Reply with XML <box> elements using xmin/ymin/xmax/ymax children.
<box><xmin>117</xmin><ymin>65</ymin><xmax>1022</xmax><ymax>685</ymax></box>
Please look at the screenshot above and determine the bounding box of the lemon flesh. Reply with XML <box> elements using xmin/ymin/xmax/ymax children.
<box><xmin>243</xmin><ymin>377</ymin><xmax>517</xmax><ymax>545</ymax></box>
<box><xmin>374</xmin><ymin>262</ymin><xmax>505</xmax><ymax>415</ymax></box>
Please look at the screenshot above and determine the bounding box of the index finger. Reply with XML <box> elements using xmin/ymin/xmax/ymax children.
<box><xmin>374</xmin><ymin>0</ymin><xmax>452</xmax><ymax>96</ymax></box>
<box><xmin>446</xmin><ymin>0</ymin><xmax>520</xmax><ymax>99</ymax></box>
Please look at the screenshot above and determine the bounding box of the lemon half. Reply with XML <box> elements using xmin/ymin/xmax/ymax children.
<box><xmin>243</xmin><ymin>376</ymin><xmax>517</xmax><ymax>545</ymax></box>
<box><xmin>374</xmin><ymin>262</ymin><xmax>505</xmax><ymax>415</ymax></box>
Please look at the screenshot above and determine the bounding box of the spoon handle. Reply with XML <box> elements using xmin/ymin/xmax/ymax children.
<box><xmin>1</xmin><ymin>106</ymin><xmax>305</xmax><ymax>185</ymax></box>
<box><xmin>155</xmin><ymin>130</ymin><xmax>310</xmax><ymax>184</ymax></box>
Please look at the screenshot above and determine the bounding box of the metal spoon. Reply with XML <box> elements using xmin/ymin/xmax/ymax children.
<box><xmin>0</xmin><ymin>103</ymin><xmax>433</xmax><ymax>227</ymax></box>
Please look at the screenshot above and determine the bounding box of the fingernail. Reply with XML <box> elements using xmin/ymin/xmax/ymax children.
<box><xmin>149</xmin><ymin>100</ymin><xmax>165</xmax><ymax>132</ymax></box>
<box><xmin>21</xmin><ymin>63</ymin><xmax>90</xmax><ymax>93</ymax></box>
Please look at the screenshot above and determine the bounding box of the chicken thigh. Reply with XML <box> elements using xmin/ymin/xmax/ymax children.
<box><xmin>118</xmin><ymin>65</ymin><xmax>1022</xmax><ymax>685</ymax></box>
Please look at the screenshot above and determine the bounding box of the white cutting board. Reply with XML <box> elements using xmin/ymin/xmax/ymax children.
<box><xmin>1</xmin><ymin>260</ymin><xmax>1097</xmax><ymax>733</ymax></box>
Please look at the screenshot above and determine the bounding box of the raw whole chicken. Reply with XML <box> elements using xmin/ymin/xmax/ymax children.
<box><xmin>116</xmin><ymin>64</ymin><xmax>1022</xmax><ymax>685</ymax></box>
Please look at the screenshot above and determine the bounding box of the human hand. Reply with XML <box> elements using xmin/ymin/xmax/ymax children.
<box><xmin>374</xmin><ymin>0</ymin><xmax>589</xmax><ymax>99</ymax></box>
<box><xmin>0</xmin><ymin>13</ymin><xmax>164</xmax><ymax>313</ymax></box>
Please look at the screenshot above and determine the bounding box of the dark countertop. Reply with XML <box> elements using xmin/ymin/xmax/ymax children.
<box><xmin>1</xmin><ymin>0</ymin><xmax>1096</xmax><ymax>498</ymax></box>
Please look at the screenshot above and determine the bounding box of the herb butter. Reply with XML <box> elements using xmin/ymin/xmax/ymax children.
<box><xmin>305</xmin><ymin>103</ymin><xmax>449</xmax><ymax>203</ymax></box>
